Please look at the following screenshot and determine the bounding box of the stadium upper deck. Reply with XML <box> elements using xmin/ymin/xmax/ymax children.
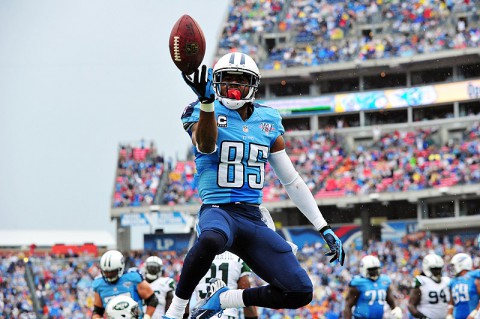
<box><xmin>216</xmin><ymin>0</ymin><xmax>480</xmax><ymax>71</ymax></box>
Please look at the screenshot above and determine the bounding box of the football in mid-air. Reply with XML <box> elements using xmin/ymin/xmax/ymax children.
<box><xmin>169</xmin><ymin>15</ymin><xmax>206</xmax><ymax>75</ymax></box>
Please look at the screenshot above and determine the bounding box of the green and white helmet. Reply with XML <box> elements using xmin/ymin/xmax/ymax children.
<box><xmin>106</xmin><ymin>295</ymin><xmax>140</xmax><ymax>319</ymax></box>
<box><xmin>422</xmin><ymin>253</ymin><xmax>444</xmax><ymax>281</ymax></box>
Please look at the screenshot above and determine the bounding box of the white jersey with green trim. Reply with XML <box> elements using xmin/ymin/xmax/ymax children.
<box><xmin>148</xmin><ymin>276</ymin><xmax>175</xmax><ymax>319</ymax></box>
<box><xmin>414</xmin><ymin>275</ymin><xmax>451</xmax><ymax>319</ymax></box>
<box><xmin>195</xmin><ymin>251</ymin><xmax>252</xmax><ymax>319</ymax></box>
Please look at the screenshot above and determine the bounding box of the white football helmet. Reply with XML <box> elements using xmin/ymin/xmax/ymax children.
<box><xmin>451</xmin><ymin>253</ymin><xmax>472</xmax><ymax>275</ymax></box>
<box><xmin>422</xmin><ymin>253</ymin><xmax>444</xmax><ymax>282</ymax></box>
<box><xmin>360</xmin><ymin>255</ymin><xmax>381</xmax><ymax>280</ymax></box>
<box><xmin>213</xmin><ymin>52</ymin><xmax>260</xmax><ymax>110</ymax></box>
<box><xmin>144</xmin><ymin>256</ymin><xmax>163</xmax><ymax>282</ymax></box>
<box><xmin>106</xmin><ymin>295</ymin><xmax>140</xmax><ymax>319</ymax></box>
<box><xmin>100</xmin><ymin>250</ymin><xmax>125</xmax><ymax>283</ymax></box>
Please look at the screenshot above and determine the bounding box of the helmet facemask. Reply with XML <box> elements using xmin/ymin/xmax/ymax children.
<box><xmin>360</xmin><ymin>255</ymin><xmax>381</xmax><ymax>281</ymax></box>
<box><xmin>429</xmin><ymin>267</ymin><xmax>442</xmax><ymax>282</ymax></box>
<box><xmin>213</xmin><ymin>70</ymin><xmax>259</xmax><ymax>110</ymax></box>
<box><xmin>101</xmin><ymin>268</ymin><xmax>123</xmax><ymax>283</ymax></box>
<box><xmin>366</xmin><ymin>267</ymin><xmax>380</xmax><ymax>281</ymax></box>
<box><xmin>145</xmin><ymin>262</ymin><xmax>162</xmax><ymax>282</ymax></box>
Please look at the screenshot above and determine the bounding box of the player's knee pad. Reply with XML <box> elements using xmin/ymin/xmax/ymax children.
<box><xmin>197</xmin><ymin>230</ymin><xmax>227</xmax><ymax>255</ymax></box>
<box><xmin>282</xmin><ymin>291</ymin><xmax>313</xmax><ymax>309</ymax></box>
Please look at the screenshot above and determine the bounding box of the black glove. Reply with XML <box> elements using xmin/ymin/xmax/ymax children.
<box><xmin>320</xmin><ymin>225</ymin><xmax>345</xmax><ymax>266</ymax></box>
<box><xmin>182</xmin><ymin>65</ymin><xmax>215</xmax><ymax>103</ymax></box>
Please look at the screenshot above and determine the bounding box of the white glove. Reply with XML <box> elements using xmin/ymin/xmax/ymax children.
<box><xmin>390</xmin><ymin>306</ymin><xmax>402</xmax><ymax>319</ymax></box>
<box><xmin>446</xmin><ymin>315</ymin><xmax>454</xmax><ymax>319</ymax></box>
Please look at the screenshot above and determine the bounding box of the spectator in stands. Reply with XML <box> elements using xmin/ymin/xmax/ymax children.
<box><xmin>217</xmin><ymin>0</ymin><xmax>480</xmax><ymax>69</ymax></box>
<box><xmin>113</xmin><ymin>141</ymin><xmax>164</xmax><ymax>208</ymax></box>
<box><xmin>163</xmin><ymin>122</ymin><xmax>480</xmax><ymax>204</ymax></box>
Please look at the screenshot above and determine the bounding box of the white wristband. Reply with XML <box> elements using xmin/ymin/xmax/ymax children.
<box><xmin>469</xmin><ymin>309</ymin><xmax>478</xmax><ymax>318</ymax></box>
<box><xmin>200</xmin><ymin>102</ymin><xmax>214</xmax><ymax>112</ymax></box>
<box><xmin>144</xmin><ymin>315</ymin><xmax>151</xmax><ymax>319</ymax></box>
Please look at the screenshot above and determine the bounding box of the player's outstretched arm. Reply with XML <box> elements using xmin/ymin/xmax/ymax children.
<box><xmin>165</xmin><ymin>291</ymin><xmax>174</xmax><ymax>313</ymax></box>
<box><xmin>446</xmin><ymin>287</ymin><xmax>454</xmax><ymax>319</ymax></box>
<box><xmin>343</xmin><ymin>286</ymin><xmax>359</xmax><ymax>319</ymax></box>
<box><xmin>269</xmin><ymin>136</ymin><xmax>345</xmax><ymax>265</ymax></box>
<box><xmin>467</xmin><ymin>279</ymin><xmax>480</xmax><ymax>319</ymax></box>
<box><xmin>408</xmin><ymin>286</ymin><xmax>428</xmax><ymax>318</ymax></box>
<box><xmin>387</xmin><ymin>287</ymin><xmax>403</xmax><ymax>319</ymax></box>
<box><xmin>137</xmin><ymin>280</ymin><xmax>158</xmax><ymax>318</ymax></box>
<box><xmin>91</xmin><ymin>292</ymin><xmax>105</xmax><ymax>319</ymax></box>
<box><xmin>183</xmin><ymin>65</ymin><xmax>217</xmax><ymax>154</ymax></box>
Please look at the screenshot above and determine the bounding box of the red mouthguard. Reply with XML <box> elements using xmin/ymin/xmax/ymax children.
<box><xmin>227</xmin><ymin>89</ymin><xmax>241</xmax><ymax>100</ymax></box>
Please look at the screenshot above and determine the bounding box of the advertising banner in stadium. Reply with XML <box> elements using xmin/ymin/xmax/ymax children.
<box><xmin>257</xmin><ymin>96</ymin><xmax>334</xmax><ymax>115</ymax></box>
<box><xmin>121</xmin><ymin>211</ymin><xmax>195</xmax><ymax>233</ymax></box>
<box><xmin>261</xmin><ymin>79</ymin><xmax>480</xmax><ymax>115</ymax></box>
<box><xmin>283</xmin><ymin>225</ymin><xmax>361</xmax><ymax>250</ymax></box>
<box><xmin>144</xmin><ymin>233</ymin><xmax>192</xmax><ymax>252</ymax></box>
<box><xmin>381</xmin><ymin>220</ymin><xmax>418</xmax><ymax>244</ymax></box>
<box><xmin>120</xmin><ymin>213</ymin><xmax>150</xmax><ymax>226</ymax></box>
<box><xmin>334</xmin><ymin>79</ymin><xmax>480</xmax><ymax>112</ymax></box>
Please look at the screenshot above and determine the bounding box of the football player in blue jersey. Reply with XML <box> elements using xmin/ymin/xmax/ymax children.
<box><xmin>91</xmin><ymin>250</ymin><xmax>159</xmax><ymax>319</ymax></box>
<box><xmin>163</xmin><ymin>52</ymin><xmax>345</xmax><ymax>319</ymax></box>
<box><xmin>447</xmin><ymin>253</ymin><xmax>480</xmax><ymax>319</ymax></box>
<box><xmin>344</xmin><ymin>255</ymin><xmax>403</xmax><ymax>319</ymax></box>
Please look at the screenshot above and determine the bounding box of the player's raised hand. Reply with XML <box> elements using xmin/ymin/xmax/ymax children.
<box><xmin>320</xmin><ymin>225</ymin><xmax>345</xmax><ymax>266</ymax></box>
<box><xmin>182</xmin><ymin>65</ymin><xmax>215</xmax><ymax>104</ymax></box>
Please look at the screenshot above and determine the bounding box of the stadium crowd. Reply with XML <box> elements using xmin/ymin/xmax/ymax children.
<box><xmin>161</xmin><ymin>122</ymin><xmax>480</xmax><ymax>205</ymax></box>
<box><xmin>112</xmin><ymin>140</ymin><xmax>166</xmax><ymax>208</ymax></box>
<box><xmin>1</xmin><ymin>233</ymin><xmax>478</xmax><ymax>318</ymax></box>
<box><xmin>216</xmin><ymin>0</ymin><xmax>480</xmax><ymax>69</ymax></box>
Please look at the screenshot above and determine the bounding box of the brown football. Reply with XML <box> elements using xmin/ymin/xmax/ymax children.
<box><xmin>169</xmin><ymin>15</ymin><xmax>206</xmax><ymax>75</ymax></box>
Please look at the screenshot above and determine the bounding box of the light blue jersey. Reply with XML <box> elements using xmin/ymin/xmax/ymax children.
<box><xmin>449</xmin><ymin>270</ymin><xmax>480</xmax><ymax>319</ymax></box>
<box><xmin>181</xmin><ymin>100</ymin><xmax>284</xmax><ymax>204</ymax></box>
<box><xmin>350</xmin><ymin>275</ymin><xmax>392</xmax><ymax>319</ymax></box>
<box><xmin>92</xmin><ymin>271</ymin><xmax>143</xmax><ymax>308</ymax></box>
